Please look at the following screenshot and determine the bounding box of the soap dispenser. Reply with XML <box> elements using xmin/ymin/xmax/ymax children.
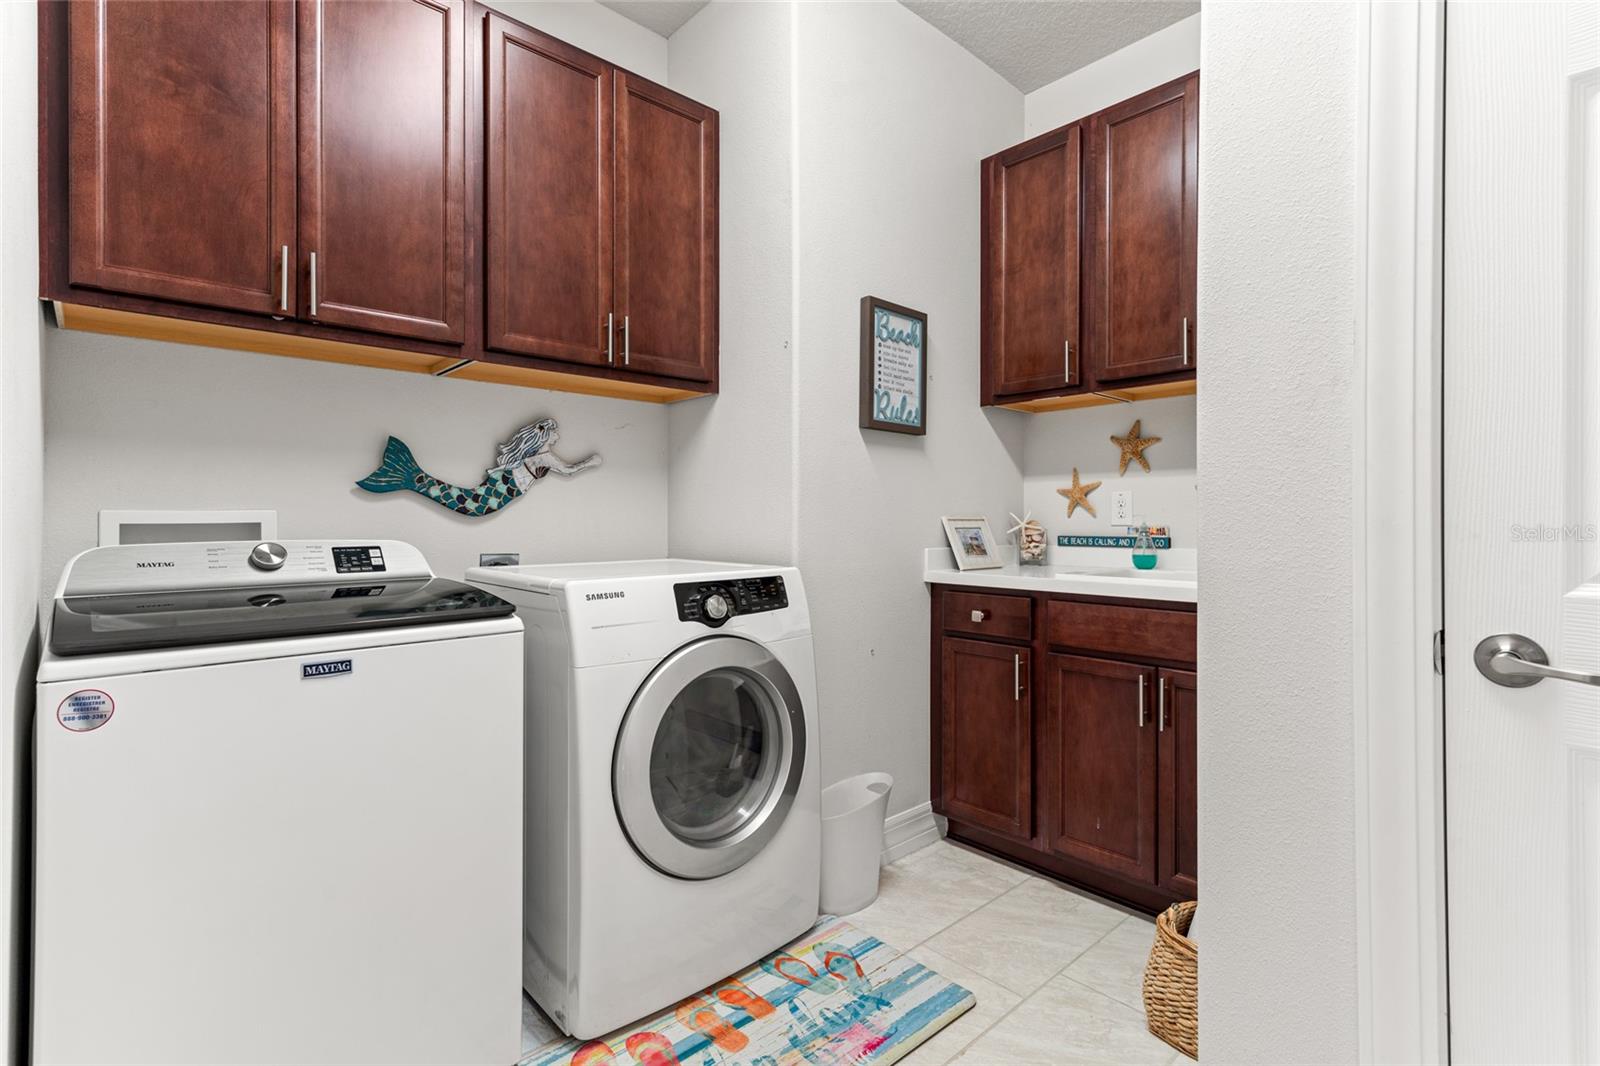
<box><xmin>1131</xmin><ymin>521</ymin><xmax>1158</xmax><ymax>570</ymax></box>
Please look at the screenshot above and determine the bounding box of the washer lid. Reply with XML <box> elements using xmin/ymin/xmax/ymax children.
<box><xmin>49</xmin><ymin>578</ymin><xmax>514</xmax><ymax>657</ymax></box>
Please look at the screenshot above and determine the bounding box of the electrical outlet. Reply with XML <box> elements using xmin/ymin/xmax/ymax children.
<box><xmin>1111</xmin><ymin>491</ymin><xmax>1133</xmax><ymax>525</ymax></box>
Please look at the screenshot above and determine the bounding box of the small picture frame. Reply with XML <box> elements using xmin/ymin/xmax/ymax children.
<box><xmin>860</xmin><ymin>296</ymin><xmax>927</xmax><ymax>435</ymax></box>
<box><xmin>941</xmin><ymin>516</ymin><xmax>1002</xmax><ymax>571</ymax></box>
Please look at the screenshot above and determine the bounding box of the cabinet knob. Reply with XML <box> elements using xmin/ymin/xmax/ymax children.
<box><xmin>971</xmin><ymin>609</ymin><xmax>989</xmax><ymax>623</ymax></box>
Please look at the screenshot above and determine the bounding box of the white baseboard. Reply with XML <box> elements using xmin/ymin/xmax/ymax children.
<box><xmin>880</xmin><ymin>801</ymin><xmax>941</xmax><ymax>865</ymax></box>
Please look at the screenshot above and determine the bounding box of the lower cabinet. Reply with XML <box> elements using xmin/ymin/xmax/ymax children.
<box><xmin>1158</xmin><ymin>667</ymin><xmax>1198</xmax><ymax>899</ymax></box>
<box><xmin>1041</xmin><ymin>655</ymin><xmax>1158</xmax><ymax>883</ymax></box>
<box><xmin>938</xmin><ymin>637</ymin><xmax>1032</xmax><ymax>840</ymax></box>
<box><xmin>931</xmin><ymin>585</ymin><xmax>1197</xmax><ymax>912</ymax></box>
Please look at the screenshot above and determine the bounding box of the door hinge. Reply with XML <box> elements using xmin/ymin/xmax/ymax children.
<box><xmin>1433</xmin><ymin>629</ymin><xmax>1445</xmax><ymax>676</ymax></box>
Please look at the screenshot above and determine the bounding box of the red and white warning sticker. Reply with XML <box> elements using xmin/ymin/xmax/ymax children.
<box><xmin>57</xmin><ymin>690</ymin><xmax>114</xmax><ymax>732</ymax></box>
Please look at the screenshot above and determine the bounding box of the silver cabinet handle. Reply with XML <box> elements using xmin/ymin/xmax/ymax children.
<box><xmin>1064</xmin><ymin>340</ymin><xmax>1071</xmax><ymax>384</ymax></box>
<box><xmin>1158</xmin><ymin>676</ymin><xmax>1167</xmax><ymax>731</ymax></box>
<box><xmin>1475</xmin><ymin>633</ymin><xmax>1600</xmax><ymax>688</ymax></box>
<box><xmin>309</xmin><ymin>251</ymin><xmax>319</xmax><ymax>317</ymax></box>
<box><xmin>1013</xmin><ymin>653</ymin><xmax>1023</xmax><ymax>701</ymax></box>
<box><xmin>1181</xmin><ymin>316</ymin><xmax>1189</xmax><ymax>365</ymax></box>
<box><xmin>970</xmin><ymin>609</ymin><xmax>988</xmax><ymax>623</ymax></box>
<box><xmin>605</xmin><ymin>312</ymin><xmax>614</xmax><ymax>363</ymax></box>
<box><xmin>623</xmin><ymin>315</ymin><xmax>630</xmax><ymax>365</ymax></box>
<box><xmin>279</xmin><ymin>244</ymin><xmax>289</xmax><ymax>313</ymax></box>
<box><xmin>1137</xmin><ymin>673</ymin><xmax>1147</xmax><ymax>727</ymax></box>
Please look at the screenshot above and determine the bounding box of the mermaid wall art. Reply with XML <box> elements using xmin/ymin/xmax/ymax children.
<box><xmin>356</xmin><ymin>417</ymin><xmax>601</xmax><ymax>517</ymax></box>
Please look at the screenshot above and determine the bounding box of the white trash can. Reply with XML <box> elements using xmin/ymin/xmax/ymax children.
<box><xmin>819</xmin><ymin>772</ymin><xmax>894</xmax><ymax>915</ymax></box>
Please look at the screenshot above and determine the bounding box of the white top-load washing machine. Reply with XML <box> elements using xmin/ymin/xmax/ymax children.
<box><xmin>465</xmin><ymin>560</ymin><xmax>821</xmax><ymax>1040</ymax></box>
<box><xmin>35</xmin><ymin>540</ymin><xmax>525</xmax><ymax>1066</ymax></box>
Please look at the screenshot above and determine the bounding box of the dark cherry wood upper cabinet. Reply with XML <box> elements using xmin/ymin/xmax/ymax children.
<box><xmin>981</xmin><ymin>124</ymin><xmax>1081</xmax><ymax>400</ymax></box>
<box><xmin>298</xmin><ymin>0</ymin><xmax>466</xmax><ymax>343</ymax></box>
<box><xmin>939</xmin><ymin>638</ymin><xmax>1032</xmax><ymax>841</ymax></box>
<box><xmin>1158</xmin><ymin>668</ymin><xmax>1198</xmax><ymax>899</ymax></box>
<box><xmin>66</xmin><ymin>0</ymin><xmax>297</xmax><ymax>315</ymax></box>
<box><xmin>1042</xmin><ymin>654</ymin><xmax>1158</xmax><ymax>884</ymax></box>
<box><xmin>614</xmin><ymin>72</ymin><xmax>718</xmax><ymax>383</ymax></box>
<box><xmin>1087</xmin><ymin>73</ymin><xmax>1197</xmax><ymax>383</ymax></box>
<box><xmin>484</xmin><ymin>16</ymin><xmax>611</xmax><ymax>366</ymax></box>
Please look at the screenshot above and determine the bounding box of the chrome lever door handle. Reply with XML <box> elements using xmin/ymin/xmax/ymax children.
<box><xmin>1474</xmin><ymin>633</ymin><xmax>1600</xmax><ymax>688</ymax></box>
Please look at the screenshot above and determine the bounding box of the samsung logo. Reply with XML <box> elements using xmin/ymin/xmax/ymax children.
<box><xmin>302</xmin><ymin>659</ymin><xmax>353</xmax><ymax>679</ymax></box>
<box><xmin>135</xmin><ymin>561</ymin><xmax>176</xmax><ymax>568</ymax></box>
<box><xmin>585</xmin><ymin>591</ymin><xmax>626</xmax><ymax>601</ymax></box>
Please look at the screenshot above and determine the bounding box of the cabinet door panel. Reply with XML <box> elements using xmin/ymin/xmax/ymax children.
<box><xmin>1158</xmin><ymin>668</ymin><xmax>1198</xmax><ymax>898</ymax></box>
<box><xmin>940</xmin><ymin>638</ymin><xmax>1032</xmax><ymax>839</ymax></box>
<box><xmin>1043</xmin><ymin>654</ymin><xmax>1157</xmax><ymax>882</ymax></box>
<box><xmin>1090</xmin><ymin>75</ymin><xmax>1196</xmax><ymax>382</ymax></box>
<box><xmin>615</xmin><ymin>72</ymin><xmax>717</xmax><ymax>383</ymax></box>
<box><xmin>67</xmin><ymin>0</ymin><xmax>296</xmax><ymax>314</ymax></box>
<box><xmin>299</xmin><ymin>0</ymin><xmax>465</xmax><ymax>342</ymax></box>
<box><xmin>484</xmin><ymin>17</ymin><xmax>611</xmax><ymax>365</ymax></box>
<box><xmin>983</xmin><ymin>125</ymin><xmax>1081</xmax><ymax>397</ymax></box>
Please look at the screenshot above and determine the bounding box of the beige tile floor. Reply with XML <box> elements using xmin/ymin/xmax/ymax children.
<box><xmin>519</xmin><ymin>838</ymin><xmax>1190</xmax><ymax>1065</ymax></box>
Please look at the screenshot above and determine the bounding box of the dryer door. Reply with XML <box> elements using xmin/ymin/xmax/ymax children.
<box><xmin>613</xmin><ymin>636</ymin><xmax>807</xmax><ymax>880</ymax></box>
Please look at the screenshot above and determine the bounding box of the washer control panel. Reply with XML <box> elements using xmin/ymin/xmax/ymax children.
<box><xmin>675</xmin><ymin>576</ymin><xmax>788</xmax><ymax>628</ymax></box>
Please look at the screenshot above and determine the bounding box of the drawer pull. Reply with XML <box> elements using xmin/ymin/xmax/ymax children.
<box><xmin>1013</xmin><ymin>653</ymin><xmax>1023</xmax><ymax>700</ymax></box>
<box><xmin>971</xmin><ymin>609</ymin><xmax>989</xmax><ymax>623</ymax></box>
<box><xmin>1138</xmin><ymin>674</ymin><xmax>1147</xmax><ymax>727</ymax></box>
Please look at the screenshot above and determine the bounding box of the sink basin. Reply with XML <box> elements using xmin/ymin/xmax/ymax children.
<box><xmin>1058</xmin><ymin>567</ymin><xmax>1198</xmax><ymax>581</ymax></box>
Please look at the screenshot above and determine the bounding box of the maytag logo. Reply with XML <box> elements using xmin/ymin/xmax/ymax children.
<box><xmin>585</xmin><ymin>590</ymin><xmax>625</xmax><ymax>601</ymax></box>
<box><xmin>136</xmin><ymin>560</ymin><xmax>176</xmax><ymax>568</ymax></box>
<box><xmin>301</xmin><ymin>659</ymin><xmax>353</xmax><ymax>679</ymax></box>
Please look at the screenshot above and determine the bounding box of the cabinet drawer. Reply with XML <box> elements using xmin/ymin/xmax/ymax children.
<box><xmin>943</xmin><ymin>591</ymin><xmax>1031</xmax><ymax>642</ymax></box>
<box><xmin>1047</xmin><ymin>599</ymin><xmax>1195</xmax><ymax>663</ymax></box>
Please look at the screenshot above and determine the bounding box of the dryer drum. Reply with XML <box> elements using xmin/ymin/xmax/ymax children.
<box><xmin>614</xmin><ymin>635</ymin><xmax>807</xmax><ymax>880</ymax></box>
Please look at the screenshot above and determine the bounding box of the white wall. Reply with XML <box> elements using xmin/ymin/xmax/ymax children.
<box><xmin>1196</xmin><ymin>3</ymin><xmax>1361</xmax><ymax>1061</ymax></box>
<box><xmin>1024</xmin><ymin>12</ymin><xmax>1201</xmax><ymax>137</ymax></box>
<box><xmin>666</xmin><ymin>1</ymin><xmax>796</xmax><ymax>565</ymax></box>
<box><xmin>1021</xmin><ymin>396</ymin><xmax>1197</xmax><ymax>556</ymax></box>
<box><xmin>41</xmin><ymin>334</ymin><xmax>669</xmax><ymax>597</ymax></box>
<box><xmin>793</xmin><ymin>1</ymin><xmax>1025</xmax><ymax>819</ymax></box>
<box><xmin>0</xmin><ymin>3</ymin><xmax>42</xmax><ymax>1059</ymax></box>
<box><xmin>1019</xmin><ymin>13</ymin><xmax>1201</xmax><ymax>565</ymax></box>
<box><xmin>481</xmin><ymin>0</ymin><xmax>668</xmax><ymax>80</ymax></box>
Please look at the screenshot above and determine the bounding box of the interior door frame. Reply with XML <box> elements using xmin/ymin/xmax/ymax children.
<box><xmin>1353</xmin><ymin>1</ymin><xmax>1448</xmax><ymax>1062</ymax></box>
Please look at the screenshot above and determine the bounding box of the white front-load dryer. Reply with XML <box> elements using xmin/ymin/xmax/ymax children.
<box><xmin>466</xmin><ymin>560</ymin><xmax>821</xmax><ymax>1039</ymax></box>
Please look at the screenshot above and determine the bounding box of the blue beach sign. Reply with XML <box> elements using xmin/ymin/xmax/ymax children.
<box><xmin>860</xmin><ymin>296</ymin><xmax>927</xmax><ymax>435</ymax></box>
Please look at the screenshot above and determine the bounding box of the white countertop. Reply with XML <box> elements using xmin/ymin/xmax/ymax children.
<box><xmin>923</xmin><ymin>547</ymin><xmax>1197</xmax><ymax>605</ymax></box>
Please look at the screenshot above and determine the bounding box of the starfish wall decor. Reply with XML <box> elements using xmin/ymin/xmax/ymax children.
<box><xmin>1057</xmin><ymin>468</ymin><xmax>1102</xmax><ymax>518</ymax></box>
<box><xmin>1111</xmin><ymin>419</ymin><xmax>1161</xmax><ymax>475</ymax></box>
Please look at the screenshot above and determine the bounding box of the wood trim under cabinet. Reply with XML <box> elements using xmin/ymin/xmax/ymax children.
<box><xmin>51</xmin><ymin>302</ymin><xmax>708</xmax><ymax>403</ymax></box>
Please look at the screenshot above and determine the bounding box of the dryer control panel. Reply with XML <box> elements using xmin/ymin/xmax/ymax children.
<box><xmin>675</xmin><ymin>576</ymin><xmax>788</xmax><ymax>628</ymax></box>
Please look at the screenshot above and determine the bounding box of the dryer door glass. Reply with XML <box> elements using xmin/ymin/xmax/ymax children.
<box><xmin>615</xmin><ymin>636</ymin><xmax>807</xmax><ymax>880</ymax></box>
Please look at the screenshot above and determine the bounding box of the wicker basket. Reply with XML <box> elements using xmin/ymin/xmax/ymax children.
<box><xmin>1142</xmin><ymin>901</ymin><xmax>1198</xmax><ymax>1059</ymax></box>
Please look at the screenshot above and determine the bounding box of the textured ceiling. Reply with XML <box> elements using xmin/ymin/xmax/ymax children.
<box><xmin>596</xmin><ymin>0</ymin><xmax>709</xmax><ymax>37</ymax></box>
<box><xmin>899</xmin><ymin>0</ymin><xmax>1199</xmax><ymax>92</ymax></box>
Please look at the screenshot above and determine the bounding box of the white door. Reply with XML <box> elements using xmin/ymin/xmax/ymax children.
<box><xmin>1445</xmin><ymin>3</ymin><xmax>1600</xmax><ymax>1062</ymax></box>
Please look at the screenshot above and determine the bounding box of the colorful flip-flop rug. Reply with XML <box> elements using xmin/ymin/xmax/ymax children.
<box><xmin>520</xmin><ymin>916</ymin><xmax>974</xmax><ymax>1066</ymax></box>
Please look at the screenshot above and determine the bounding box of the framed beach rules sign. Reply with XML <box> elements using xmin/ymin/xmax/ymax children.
<box><xmin>859</xmin><ymin>295</ymin><xmax>927</xmax><ymax>435</ymax></box>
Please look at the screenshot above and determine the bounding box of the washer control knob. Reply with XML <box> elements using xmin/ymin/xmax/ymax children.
<box><xmin>703</xmin><ymin>592</ymin><xmax>731</xmax><ymax>621</ymax></box>
<box><xmin>248</xmin><ymin>542</ymin><xmax>288</xmax><ymax>572</ymax></box>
